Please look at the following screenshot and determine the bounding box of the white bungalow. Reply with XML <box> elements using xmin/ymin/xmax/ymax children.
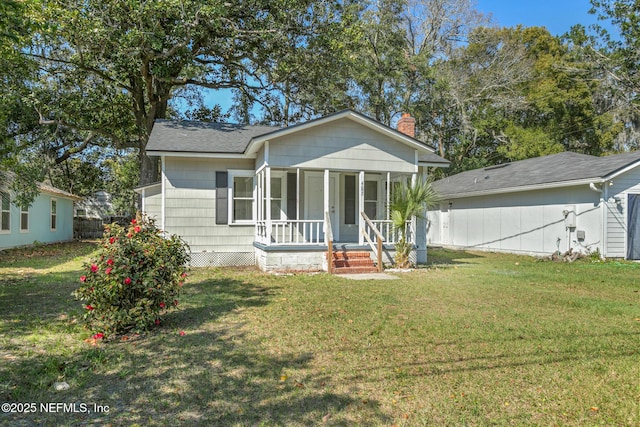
<box><xmin>427</xmin><ymin>150</ymin><xmax>640</xmax><ymax>259</ymax></box>
<box><xmin>136</xmin><ymin>110</ymin><xmax>449</xmax><ymax>271</ymax></box>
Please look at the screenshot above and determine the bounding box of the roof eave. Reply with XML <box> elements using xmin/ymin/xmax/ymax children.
<box><xmin>437</xmin><ymin>177</ymin><xmax>605</xmax><ymax>200</ymax></box>
<box><xmin>419</xmin><ymin>161</ymin><xmax>450</xmax><ymax>168</ymax></box>
<box><xmin>603</xmin><ymin>158</ymin><xmax>640</xmax><ymax>181</ymax></box>
<box><xmin>147</xmin><ymin>150</ymin><xmax>254</xmax><ymax>159</ymax></box>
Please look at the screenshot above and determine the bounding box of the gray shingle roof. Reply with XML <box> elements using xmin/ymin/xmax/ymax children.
<box><xmin>433</xmin><ymin>151</ymin><xmax>640</xmax><ymax>198</ymax></box>
<box><xmin>146</xmin><ymin>120</ymin><xmax>279</xmax><ymax>154</ymax></box>
<box><xmin>419</xmin><ymin>152</ymin><xmax>450</xmax><ymax>165</ymax></box>
<box><xmin>146</xmin><ymin>112</ymin><xmax>450</xmax><ymax>167</ymax></box>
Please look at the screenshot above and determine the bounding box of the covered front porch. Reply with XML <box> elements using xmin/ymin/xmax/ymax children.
<box><xmin>253</xmin><ymin>166</ymin><xmax>417</xmax><ymax>272</ymax></box>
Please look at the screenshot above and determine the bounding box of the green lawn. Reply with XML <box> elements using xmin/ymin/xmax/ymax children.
<box><xmin>0</xmin><ymin>243</ymin><xmax>638</xmax><ymax>426</ymax></box>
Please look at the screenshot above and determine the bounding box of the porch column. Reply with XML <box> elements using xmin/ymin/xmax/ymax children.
<box><xmin>296</xmin><ymin>168</ymin><xmax>300</xmax><ymax>221</ymax></box>
<box><xmin>324</xmin><ymin>169</ymin><xmax>330</xmax><ymax>244</ymax></box>
<box><xmin>358</xmin><ymin>170</ymin><xmax>365</xmax><ymax>245</ymax></box>
<box><xmin>266</xmin><ymin>166</ymin><xmax>272</xmax><ymax>243</ymax></box>
<box><xmin>386</xmin><ymin>172</ymin><xmax>391</xmax><ymax>220</ymax></box>
<box><xmin>411</xmin><ymin>172</ymin><xmax>417</xmax><ymax>251</ymax></box>
<box><xmin>161</xmin><ymin>156</ymin><xmax>166</xmax><ymax>233</ymax></box>
<box><xmin>416</xmin><ymin>169</ymin><xmax>428</xmax><ymax>264</ymax></box>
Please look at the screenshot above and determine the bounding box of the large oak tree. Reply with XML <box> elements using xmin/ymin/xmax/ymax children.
<box><xmin>23</xmin><ymin>0</ymin><xmax>355</xmax><ymax>186</ymax></box>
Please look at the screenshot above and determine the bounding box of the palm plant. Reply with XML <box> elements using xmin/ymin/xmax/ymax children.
<box><xmin>389</xmin><ymin>177</ymin><xmax>439</xmax><ymax>268</ymax></box>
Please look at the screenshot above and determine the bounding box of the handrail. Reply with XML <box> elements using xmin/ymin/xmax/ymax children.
<box><xmin>360</xmin><ymin>212</ymin><xmax>384</xmax><ymax>272</ymax></box>
<box><xmin>325</xmin><ymin>211</ymin><xmax>333</xmax><ymax>274</ymax></box>
<box><xmin>361</xmin><ymin>212</ymin><xmax>384</xmax><ymax>241</ymax></box>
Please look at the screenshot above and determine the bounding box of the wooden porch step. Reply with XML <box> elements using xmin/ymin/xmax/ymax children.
<box><xmin>330</xmin><ymin>251</ymin><xmax>372</xmax><ymax>260</ymax></box>
<box><xmin>327</xmin><ymin>249</ymin><xmax>379</xmax><ymax>274</ymax></box>
<box><xmin>333</xmin><ymin>259</ymin><xmax>376</xmax><ymax>268</ymax></box>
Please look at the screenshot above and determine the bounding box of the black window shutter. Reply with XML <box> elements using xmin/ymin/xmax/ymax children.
<box><xmin>287</xmin><ymin>172</ymin><xmax>297</xmax><ymax>220</ymax></box>
<box><xmin>215</xmin><ymin>171</ymin><xmax>228</xmax><ymax>224</ymax></box>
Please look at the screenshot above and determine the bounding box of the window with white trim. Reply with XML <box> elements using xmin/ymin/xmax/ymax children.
<box><xmin>229</xmin><ymin>171</ymin><xmax>254</xmax><ymax>223</ymax></box>
<box><xmin>20</xmin><ymin>205</ymin><xmax>28</xmax><ymax>232</ymax></box>
<box><xmin>364</xmin><ymin>180</ymin><xmax>378</xmax><ymax>219</ymax></box>
<box><xmin>51</xmin><ymin>198</ymin><xmax>57</xmax><ymax>231</ymax></box>
<box><xmin>264</xmin><ymin>172</ymin><xmax>288</xmax><ymax>220</ymax></box>
<box><xmin>1</xmin><ymin>191</ymin><xmax>9</xmax><ymax>232</ymax></box>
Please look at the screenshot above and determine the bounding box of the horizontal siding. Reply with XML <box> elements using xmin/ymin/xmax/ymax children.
<box><xmin>430</xmin><ymin>186</ymin><xmax>601</xmax><ymax>256</ymax></box>
<box><xmin>0</xmin><ymin>194</ymin><xmax>74</xmax><ymax>249</ymax></box>
<box><xmin>269</xmin><ymin>118</ymin><xmax>416</xmax><ymax>173</ymax></box>
<box><xmin>144</xmin><ymin>192</ymin><xmax>162</xmax><ymax>221</ymax></box>
<box><xmin>161</xmin><ymin>157</ymin><xmax>256</xmax><ymax>253</ymax></box>
<box><xmin>607</xmin><ymin>166</ymin><xmax>640</xmax><ymax>258</ymax></box>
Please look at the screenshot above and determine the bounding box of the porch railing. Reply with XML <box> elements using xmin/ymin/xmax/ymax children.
<box><xmin>256</xmin><ymin>219</ymin><xmax>325</xmax><ymax>245</ymax></box>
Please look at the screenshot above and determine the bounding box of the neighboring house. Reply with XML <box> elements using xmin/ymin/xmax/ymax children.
<box><xmin>75</xmin><ymin>190</ymin><xmax>114</xmax><ymax>219</ymax></box>
<box><xmin>427</xmin><ymin>151</ymin><xmax>640</xmax><ymax>259</ymax></box>
<box><xmin>0</xmin><ymin>180</ymin><xmax>80</xmax><ymax>250</ymax></box>
<box><xmin>136</xmin><ymin>110</ymin><xmax>449</xmax><ymax>270</ymax></box>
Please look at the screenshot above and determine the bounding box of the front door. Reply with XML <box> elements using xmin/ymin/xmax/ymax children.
<box><xmin>305</xmin><ymin>172</ymin><xmax>339</xmax><ymax>241</ymax></box>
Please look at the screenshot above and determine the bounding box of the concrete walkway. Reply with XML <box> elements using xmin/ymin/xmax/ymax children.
<box><xmin>337</xmin><ymin>272</ymin><xmax>399</xmax><ymax>280</ymax></box>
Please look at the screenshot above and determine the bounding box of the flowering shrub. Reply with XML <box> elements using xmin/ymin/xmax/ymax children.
<box><xmin>74</xmin><ymin>216</ymin><xmax>190</xmax><ymax>338</ymax></box>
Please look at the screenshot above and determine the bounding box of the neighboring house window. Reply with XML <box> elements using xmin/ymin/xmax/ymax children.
<box><xmin>230</xmin><ymin>171</ymin><xmax>254</xmax><ymax>223</ymax></box>
<box><xmin>20</xmin><ymin>205</ymin><xmax>28</xmax><ymax>232</ymax></box>
<box><xmin>76</xmin><ymin>208</ymin><xmax>87</xmax><ymax>217</ymax></box>
<box><xmin>364</xmin><ymin>181</ymin><xmax>378</xmax><ymax>219</ymax></box>
<box><xmin>1</xmin><ymin>191</ymin><xmax>9</xmax><ymax>232</ymax></box>
<box><xmin>51</xmin><ymin>198</ymin><xmax>57</xmax><ymax>231</ymax></box>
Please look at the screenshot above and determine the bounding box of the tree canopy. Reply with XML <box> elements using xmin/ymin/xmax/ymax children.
<box><xmin>2</xmin><ymin>0</ymin><xmax>639</xmax><ymax>204</ymax></box>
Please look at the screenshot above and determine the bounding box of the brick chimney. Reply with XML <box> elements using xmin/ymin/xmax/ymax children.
<box><xmin>397</xmin><ymin>113</ymin><xmax>415</xmax><ymax>138</ymax></box>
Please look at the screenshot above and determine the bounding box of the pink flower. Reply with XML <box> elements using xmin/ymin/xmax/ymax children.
<box><xmin>105</xmin><ymin>267</ymin><xmax>112</xmax><ymax>275</ymax></box>
<box><xmin>93</xmin><ymin>333</ymin><xmax>104</xmax><ymax>340</ymax></box>
<box><xmin>159</xmin><ymin>302</ymin><xmax>166</xmax><ymax>308</ymax></box>
<box><xmin>124</xmin><ymin>277</ymin><xmax>132</xmax><ymax>285</ymax></box>
<box><xmin>179</xmin><ymin>282</ymin><xmax>183</xmax><ymax>287</ymax></box>
<box><xmin>134</xmin><ymin>226</ymin><xmax>141</xmax><ymax>233</ymax></box>
<box><xmin>181</xmin><ymin>273</ymin><xmax>187</xmax><ymax>278</ymax></box>
<box><xmin>109</xmin><ymin>237</ymin><xmax>116</xmax><ymax>244</ymax></box>
<box><xmin>155</xmin><ymin>319</ymin><xmax>160</xmax><ymax>325</ymax></box>
<box><xmin>86</xmin><ymin>305</ymin><xmax>94</xmax><ymax>310</ymax></box>
<box><xmin>179</xmin><ymin>331</ymin><xmax>185</xmax><ymax>336</ymax></box>
<box><xmin>90</xmin><ymin>264</ymin><xmax>98</xmax><ymax>273</ymax></box>
<box><xmin>107</xmin><ymin>258</ymin><xmax>114</xmax><ymax>266</ymax></box>
<box><xmin>173</xmin><ymin>299</ymin><xmax>179</xmax><ymax>306</ymax></box>
<box><xmin>80</xmin><ymin>275</ymin><xmax>87</xmax><ymax>282</ymax></box>
<box><xmin>131</xmin><ymin>218</ymin><xmax>137</xmax><ymax>225</ymax></box>
<box><xmin>127</xmin><ymin>233</ymin><xmax>132</xmax><ymax>238</ymax></box>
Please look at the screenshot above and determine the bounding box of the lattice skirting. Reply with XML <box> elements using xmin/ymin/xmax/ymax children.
<box><xmin>188</xmin><ymin>251</ymin><xmax>255</xmax><ymax>267</ymax></box>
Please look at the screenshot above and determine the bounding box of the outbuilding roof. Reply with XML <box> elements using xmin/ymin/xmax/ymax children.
<box><xmin>433</xmin><ymin>150</ymin><xmax>640</xmax><ymax>199</ymax></box>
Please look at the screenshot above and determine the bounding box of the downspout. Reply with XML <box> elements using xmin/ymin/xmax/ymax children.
<box><xmin>589</xmin><ymin>181</ymin><xmax>606</xmax><ymax>258</ymax></box>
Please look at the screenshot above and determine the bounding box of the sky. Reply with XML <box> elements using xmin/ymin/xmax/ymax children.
<box><xmin>475</xmin><ymin>0</ymin><xmax>599</xmax><ymax>36</ymax></box>
<box><xmin>194</xmin><ymin>0</ymin><xmax>607</xmax><ymax>119</ymax></box>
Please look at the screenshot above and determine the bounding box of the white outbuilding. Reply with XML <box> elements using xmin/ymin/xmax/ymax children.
<box><xmin>427</xmin><ymin>151</ymin><xmax>640</xmax><ymax>259</ymax></box>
